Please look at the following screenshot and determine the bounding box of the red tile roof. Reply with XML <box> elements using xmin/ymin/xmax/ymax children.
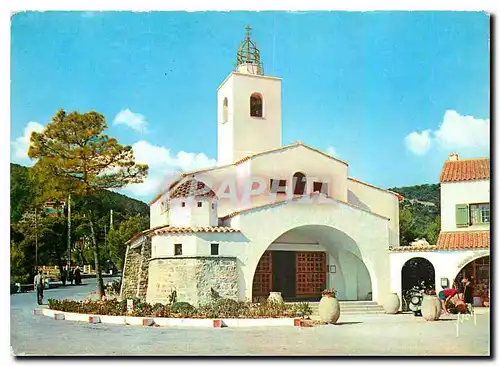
<box><xmin>169</xmin><ymin>179</ymin><xmax>216</xmax><ymax>199</ymax></box>
<box><xmin>439</xmin><ymin>158</ymin><xmax>490</xmax><ymax>183</ymax></box>
<box><xmin>436</xmin><ymin>231</ymin><xmax>490</xmax><ymax>250</ymax></box>
<box><xmin>389</xmin><ymin>230</ymin><xmax>489</xmax><ymax>252</ymax></box>
<box><xmin>153</xmin><ymin>226</ymin><xmax>240</xmax><ymax>234</ymax></box>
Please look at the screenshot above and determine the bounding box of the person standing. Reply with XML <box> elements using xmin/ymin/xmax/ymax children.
<box><xmin>462</xmin><ymin>277</ymin><xmax>473</xmax><ymax>306</ymax></box>
<box><xmin>34</xmin><ymin>270</ymin><xmax>44</xmax><ymax>305</ymax></box>
<box><xmin>67</xmin><ymin>267</ymin><xmax>74</xmax><ymax>285</ymax></box>
<box><xmin>74</xmin><ymin>266</ymin><xmax>82</xmax><ymax>285</ymax></box>
<box><xmin>60</xmin><ymin>266</ymin><xmax>67</xmax><ymax>286</ymax></box>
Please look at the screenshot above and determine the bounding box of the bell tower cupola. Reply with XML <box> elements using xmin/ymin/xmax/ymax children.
<box><xmin>235</xmin><ymin>25</ymin><xmax>264</xmax><ymax>76</ymax></box>
<box><xmin>217</xmin><ymin>26</ymin><xmax>282</xmax><ymax>166</ymax></box>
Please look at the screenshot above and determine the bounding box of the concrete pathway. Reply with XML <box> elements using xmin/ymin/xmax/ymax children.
<box><xmin>10</xmin><ymin>279</ymin><xmax>490</xmax><ymax>356</ymax></box>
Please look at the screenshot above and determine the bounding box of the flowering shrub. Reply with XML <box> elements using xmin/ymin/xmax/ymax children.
<box><xmin>105</xmin><ymin>280</ymin><xmax>121</xmax><ymax>298</ymax></box>
<box><xmin>47</xmin><ymin>297</ymin><xmax>313</xmax><ymax>318</ymax></box>
<box><xmin>321</xmin><ymin>288</ymin><xmax>337</xmax><ymax>298</ymax></box>
<box><xmin>170</xmin><ymin>301</ymin><xmax>196</xmax><ymax>316</ymax></box>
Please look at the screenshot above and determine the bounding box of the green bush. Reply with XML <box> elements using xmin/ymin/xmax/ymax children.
<box><xmin>47</xmin><ymin>297</ymin><xmax>312</xmax><ymax>319</ymax></box>
<box><xmin>171</xmin><ymin>301</ymin><xmax>196</xmax><ymax>315</ymax></box>
<box><xmin>291</xmin><ymin>302</ymin><xmax>313</xmax><ymax>318</ymax></box>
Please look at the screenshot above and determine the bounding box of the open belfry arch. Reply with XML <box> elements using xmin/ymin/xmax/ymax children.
<box><xmin>121</xmin><ymin>26</ymin><xmax>403</xmax><ymax>306</ymax></box>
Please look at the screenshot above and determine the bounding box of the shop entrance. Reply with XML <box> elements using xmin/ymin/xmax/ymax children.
<box><xmin>455</xmin><ymin>255</ymin><xmax>490</xmax><ymax>307</ymax></box>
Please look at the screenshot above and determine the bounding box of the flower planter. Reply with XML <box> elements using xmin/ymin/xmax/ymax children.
<box><xmin>318</xmin><ymin>295</ymin><xmax>340</xmax><ymax>324</ymax></box>
<box><xmin>421</xmin><ymin>295</ymin><xmax>441</xmax><ymax>321</ymax></box>
<box><xmin>268</xmin><ymin>292</ymin><xmax>284</xmax><ymax>304</ymax></box>
<box><xmin>382</xmin><ymin>293</ymin><xmax>400</xmax><ymax>314</ymax></box>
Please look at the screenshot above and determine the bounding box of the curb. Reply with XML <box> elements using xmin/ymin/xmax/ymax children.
<box><xmin>34</xmin><ymin>308</ymin><xmax>299</xmax><ymax>328</ymax></box>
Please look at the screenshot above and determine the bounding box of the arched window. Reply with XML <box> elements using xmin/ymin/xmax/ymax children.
<box><xmin>293</xmin><ymin>172</ymin><xmax>306</xmax><ymax>195</ymax></box>
<box><xmin>250</xmin><ymin>93</ymin><xmax>263</xmax><ymax>117</ymax></box>
<box><xmin>222</xmin><ymin>97</ymin><xmax>228</xmax><ymax>123</ymax></box>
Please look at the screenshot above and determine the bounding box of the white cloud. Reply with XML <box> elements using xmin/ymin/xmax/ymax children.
<box><xmin>326</xmin><ymin>146</ymin><xmax>337</xmax><ymax>157</ymax></box>
<box><xmin>405</xmin><ymin>110</ymin><xmax>489</xmax><ymax>156</ymax></box>
<box><xmin>113</xmin><ymin>109</ymin><xmax>148</xmax><ymax>133</ymax></box>
<box><xmin>434</xmin><ymin>110</ymin><xmax>489</xmax><ymax>150</ymax></box>
<box><xmin>405</xmin><ymin>129</ymin><xmax>432</xmax><ymax>156</ymax></box>
<box><xmin>121</xmin><ymin>140</ymin><xmax>217</xmax><ymax>199</ymax></box>
<box><xmin>10</xmin><ymin>121</ymin><xmax>45</xmax><ymax>163</ymax></box>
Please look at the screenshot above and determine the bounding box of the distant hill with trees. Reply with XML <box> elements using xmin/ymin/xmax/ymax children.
<box><xmin>389</xmin><ymin>184</ymin><xmax>441</xmax><ymax>246</ymax></box>
<box><xmin>10</xmin><ymin>163</ymin><xmax>149</xmax><ymax>284</ymax></box>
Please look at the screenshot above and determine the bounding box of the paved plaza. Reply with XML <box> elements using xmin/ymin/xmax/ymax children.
<box><xmin>11</xmin><ymin>278</ymin><xmax>490</xmax><ymax>356</ymax></box>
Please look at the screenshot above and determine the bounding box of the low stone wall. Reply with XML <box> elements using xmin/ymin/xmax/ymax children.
<box><xmin>136</xmin><ymin>239</ymin><xmax>151</xmax><ymax>300</ymax></box>
<box><xmin>120</xmin><ymin>239</ymin><xmax>151</xmax><ymax>301</ymax></box>
<box><xmin>146</xmin><ymin>256</ymin><xmax>238</xmax><ymax>306</ymax></box>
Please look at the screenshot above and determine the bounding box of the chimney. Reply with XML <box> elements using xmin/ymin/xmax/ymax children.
<box><xmin>449</xmin><ymin>153</ymin><xmax>459</xmax><ymax>161</ymax></box>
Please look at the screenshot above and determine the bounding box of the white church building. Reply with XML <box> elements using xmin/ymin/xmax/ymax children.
<box><xmin>120</xmin><ymin>27</ymin><xmax>406</xmax><ymax>306</ymax></box>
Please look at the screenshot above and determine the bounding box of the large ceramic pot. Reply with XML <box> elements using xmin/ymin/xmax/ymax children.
<box><xmin>268</xmin><ymin>292</ymin><xmax>284</xmax><ymax>304</ymax></box>
<box><xmin>421</xmin><ymin>295</ymin><xmax>442</xmax><ymax>321</ymax></box>
<box><xmin>383</xmin><ymin>293</ymin><xmax>400</xmax><ymax>314</ymax></box>
<box><xmin>318</xmin><ymin>295</ymin><xmax>341</xmax><ymax>324</ymax></box>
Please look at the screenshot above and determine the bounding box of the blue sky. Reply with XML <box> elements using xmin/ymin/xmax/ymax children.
<box><xmin>10</xmin><ymin>11</ymin><xmax>490</xmax><ymax>202</ymax></box>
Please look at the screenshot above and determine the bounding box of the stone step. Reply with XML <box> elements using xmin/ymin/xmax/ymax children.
<box><xmin>290</xmin><ymin>301</ymin><xmax>385</xmax><ymax>315</ymax></box>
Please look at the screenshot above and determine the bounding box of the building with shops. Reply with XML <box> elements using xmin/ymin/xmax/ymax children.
<box><xmin>120</xmin><ymin>27</ymin><xmax>403</xmax><ymax>305</ymax></box>
<box><xmin>390</xmin><ymin>154</ymin><xmax>490</xmax><ymax>307</ymax></box>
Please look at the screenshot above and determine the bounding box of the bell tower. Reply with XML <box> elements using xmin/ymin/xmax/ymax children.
<box><xmin>217</xmin><ymin>26</ymin><xmax>282</xmax><ymax>166</ymax></box>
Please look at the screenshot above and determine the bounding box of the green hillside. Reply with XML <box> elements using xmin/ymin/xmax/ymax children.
<box><xmin>389</xmin><ymin>183</ymin><xmax>441</xmax><ymax>246</ymax></box>
<box><xmin>10</xmin><ymin>163</ymin><xmax>149</xmax><ymax>223</ymax></box>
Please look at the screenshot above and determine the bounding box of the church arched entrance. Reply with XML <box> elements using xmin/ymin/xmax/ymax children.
<box><xmin>251</xmin><ymin>225</ymin><xmax>373</xmax><ymax>302</ymax></box>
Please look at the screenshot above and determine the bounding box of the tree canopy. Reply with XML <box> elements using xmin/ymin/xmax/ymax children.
<box><xmin>26</xmin><ymin>109</ymin><xmax>149</xmax><ymax>296</ymax></box>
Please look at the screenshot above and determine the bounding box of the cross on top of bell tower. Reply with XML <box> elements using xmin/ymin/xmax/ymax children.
<box><xmin>235</xmin><ymin>25</ymin><xmax>264</xmax><ymax>75</ymax></box>
<box><xmin>245</xmin><ymin>24</ymin><xmax>252</xmax><ymax>38</ymax></box>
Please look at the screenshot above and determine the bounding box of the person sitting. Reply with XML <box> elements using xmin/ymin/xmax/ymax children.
<box><xmin>446</xmin><ymin>292</ymin><xmax>469</xmax><ymax>314</ymax></box>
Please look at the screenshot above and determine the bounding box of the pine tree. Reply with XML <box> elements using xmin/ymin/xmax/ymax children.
<box><xmin>28</xmin><ymin>109</ymin><xmax>148</xmax><ymax>297</ymax></box>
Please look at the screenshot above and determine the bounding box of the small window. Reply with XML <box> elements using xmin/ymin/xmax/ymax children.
<box><xmin>293</xmin><ymin>172</ymin><xmax>306</xmax><ymax>195</ymax></box>
<box><xmin>197</xmin><ymin>202</ymin><xmax>202</xmax><ymax>208</ymax></box>
<box><xmin>313</xmin><ymin>182</ymin><xmax>328</xmax><ymax>195</ymax></box>
<box><xmin>211</xmin><ymin>243</ymin><xmax>219</xmax><ymax>256</ymax></box>
<box><xmin>270</xmin><ymin>179</ymin><xmax>287</xmax><ymax>194</ymax></box>
<box><xmin>470</xmin><ymin>203</ymin><xmax>490</xmax><ymax>224</ymax></box>
<box><xmin>222</xmin><ymin>97</ymin><xmax>228</xmax><ymax>123</ymax></box>
<box><xmin>250</xmin><ymin>93</ymin><xmax>263</xmax><ymax>117</ymax></box>
<box><xmin>174</xmin><ymin>244</ymin><xmax>182</xmax><ymax>256</ymax></box>
<box><xmin>181</xmin><ymin>202</ymin><xmax>186</xmax><ymax>207</ymax></box>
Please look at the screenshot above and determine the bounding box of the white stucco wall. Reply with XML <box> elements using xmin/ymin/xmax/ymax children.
<box><xmin>150</xmin><ymin>198</ymin><xmax>169</xmax><ymax>228</ymax></box>
<box><xmin>347</xmin><ymin>179</ymin><xmax>400</xmax><ymax>248</ymax></box>
<box><xmin>245</xmin><ymin>145</ymin><xmax>349</xmax><ymax>203</ymax></box>
<box><xmin>225</xmin><ymin>195</ymin><xmax>391</xmax><ymax>303</ymax></box>
<box><xmin>441</xmin><ymin>180</ymin><xmax>490</xmax><ymax>232</ymax></box>
<box><xmin>152</xmin><ymin>235</ymin><xmax>198</xmax><ymax>257</ymax></box>
<box><xmin>389</xmin><ymin>249</ymin><xmax>490</xmax><ymax>308</ymax></box>
<box><xmin>217</xmin><ymin>76</ymin><xmax>235</xmax><ymax>166</ymax></box>
<box><xmin>217</xmin><ymin>72</ymin><xmax>282</xmax><ymax>165</ymax></box>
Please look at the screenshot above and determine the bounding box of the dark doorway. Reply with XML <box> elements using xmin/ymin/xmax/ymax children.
<box><xmin>272</xmin><ymin>251</ymin><xmax>296</xmax><ymax>299</ymax></box>
<box><xmin>401</xmin><ymin>257</ymin><xmax>435</xmax><ymax>311</ymax></box>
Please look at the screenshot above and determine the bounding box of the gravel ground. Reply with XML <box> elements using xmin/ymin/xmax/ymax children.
<box><xmin>10</xmin><ymin>278</ymin><xmax>490</xmax><ymax>356</ymax></box>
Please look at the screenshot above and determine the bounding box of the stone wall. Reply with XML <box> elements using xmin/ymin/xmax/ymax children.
<box><xmin>120</xmin><ymin>238</ymin><xmax>151</xmax><ymax>301</ymax></box>
<box><xmin>146</xmin><ymin>256</ymin><xmax>238</xmax><ymax>306</ymax></box>
<box><xmin>136</xmin><ymin>238</ymin><xmax>151</xmax><ymax>300</ymax></box>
